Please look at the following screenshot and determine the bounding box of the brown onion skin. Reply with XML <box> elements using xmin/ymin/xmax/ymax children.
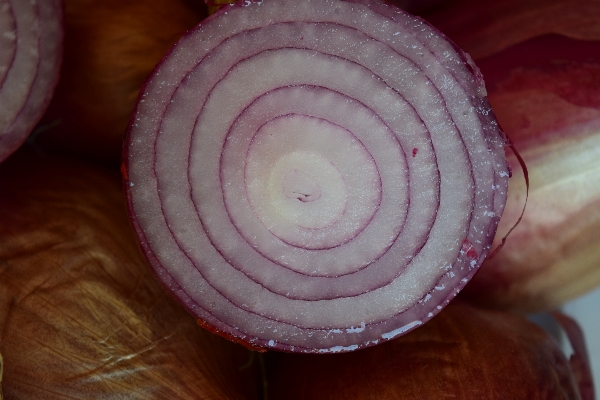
<box><xmin>0</xmin><ymin>147</ymin><xmax>258</xmax><ymax>399</ymax></box>
<box><xmin>36</xmin><ymin>0</ymin><xmax>207</xmax><ymax>166</ymax></box>
<box><xmin>267</xmin><ymin>301</ymin><xmax>582</xmax><ymax>400</ymax></box>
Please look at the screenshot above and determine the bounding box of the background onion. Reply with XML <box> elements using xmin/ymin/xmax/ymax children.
<box><xmin>267</xmin><ymin>301</ymin><xmax>586</xmax><ymax>399</ymax></box>
<box><xmin>35</xmin><ymin>0</ymin><xmax>206</xmax><ymax>165</ymax></box>
<box><xmin>422</xmin><ymin>0</ymin><xmax>600</xmax><ymax>60</ymax></box>
<box><xmin>0</xmin><ymin>148</ymin><xmax>259</xmax><ymax>399</ymax></box>
<box><xmin>421</xmin><ymin>0</ymin><xmax>600</xmax><ymax>312</ymax></box>
<box><xmin>124</xmin><ymin>0</ymin><xmax>509</xmax><ymax>352</ymax></box>
<box><xmin>0</xmin><ymin>0</ymin><xmax>62</xmax><ymax>163</ymax></box>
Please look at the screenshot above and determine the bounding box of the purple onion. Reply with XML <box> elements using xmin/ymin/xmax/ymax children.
<box><xmin>0</xmin><ymin>0</ymin><xmax>63</xmax><ymax>162</ymax></box>
<box><xmin>124</xmin><ymin>0</ymin><xmax>509</xmax><ymax>353</ymax></box>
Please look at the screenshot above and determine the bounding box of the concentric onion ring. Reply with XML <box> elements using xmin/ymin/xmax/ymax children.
<box><xmin>0</xmin><ymin>0</ymin><xmax>63</xmax><ymax>162</ymax></box>
<box><xmin>124</xmin><ymin>0</ymin><xmax>509</xmax><ymax>353</ymax></box>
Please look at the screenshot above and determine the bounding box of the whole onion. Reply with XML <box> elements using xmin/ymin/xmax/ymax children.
<box><xmin>0</xmin><ymin>148</ymin><xmax>259</xmax><ymax>399</ymax></box>
<box><xmin>124</xmin><ymin>0</ymin><xmax>509</xmax><ymax>352</ymax></box>
<box><xmin>36</xmin><ymin>0</ymin><xmax>206</xmax><ymax>165</ymax></box>
<box><xmin>0</xmin><ymin>0</ymin><xmax>62</xmax><ymax>163</ymax></box>
<box><xmin>267</xmin><ymin>301</ymin><xmax>589</xmax><ymax>399</ymax></box>
<box><xmin>423</xmin><ymin>0</ymin><xmax>600</xmax><ymax>312</ymax></box>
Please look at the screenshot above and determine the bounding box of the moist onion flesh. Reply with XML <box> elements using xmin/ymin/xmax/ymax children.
<box><xmin>0</xmin><ymin>0</ymin><xmax>63</xmax><ymax>163</ymax></box>
<box><xmin>124</xmin><ymin>0</ymin><xmax>509</xmax><ymax>353</ymax></box>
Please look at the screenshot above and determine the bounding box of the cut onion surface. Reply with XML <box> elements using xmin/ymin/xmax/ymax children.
<box><xmin>124</xmin><ymin>0</ymin><xmax>509</xmax><ymax>353</ymax></box>
<box><xmin>0</xmin><ymin>0</ymin><xmax>63</xmax><ymax>163</ymax></box>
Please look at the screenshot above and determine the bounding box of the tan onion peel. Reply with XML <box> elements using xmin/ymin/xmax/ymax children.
<box><xmin>267</xmin><ymin>301</ymin><xmax>587</xmax><ymax>399</ymax></box>
<box><xmin>0</xmin><ymin>149</ymin><xmax>259</xmax><ymax>399</ymax></box>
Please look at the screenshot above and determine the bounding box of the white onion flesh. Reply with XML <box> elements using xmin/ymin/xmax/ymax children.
<box><xmin>124</xmin><ymin>0</ymin><xmax>509</xmax><ymax>353</ymax></box>
<box><xmin>0</xmin><ymin>0</ymin><xmax>62</xmax><ymax>162</ymax></box>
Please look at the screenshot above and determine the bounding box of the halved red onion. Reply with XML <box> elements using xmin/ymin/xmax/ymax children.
<box><xmin>124</xmin><ymin>0</ymin><xmax>509</xmax><ymax>353</ymax></box>
<box><xmin>0</xmin><ymin>0</ymin><xmax>63</xmax><ymax>163</ymax></box>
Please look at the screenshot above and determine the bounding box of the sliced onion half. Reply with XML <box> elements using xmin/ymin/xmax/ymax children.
<box><xmin>0</xmin><ymin>0</ymin><xmax>63</xmax><ymax>163</ymax></box>
<box><xmin>124</xmin><ymin>0</ymin><xmax>509</xmax><ymax>353</ymax></box>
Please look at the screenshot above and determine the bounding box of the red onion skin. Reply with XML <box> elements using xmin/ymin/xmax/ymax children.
<box><xmin>459</xmin><ymin>34</ymin><xmax>600</xmax><ymax>312</ymax></box>
<box><xmin>36</xmin><ymin>0</ymin><xmax>206</xmax><ymax>165</ymax></box>
<box><xmin>0</xmin><ymin>148</ymin><xmax>259</xmax><ymax>399</ymax></box>
<box><xmin>421</xmin><ymin>0</ymin><xmax>600</xmax><ymax>312</ymax></box>
<box><xmin>267</xmin><ymin>301</ymin><xmax>583</xmax><ymax>400</ymax></box>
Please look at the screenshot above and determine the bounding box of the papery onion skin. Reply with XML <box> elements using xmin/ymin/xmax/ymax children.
<box><xmin>462</xmin><ymin>34</ymin><xmax>600</xmax><ymax>313</ymax></box>
<box><xmin>36</xmin><ymin>0</ymin><xmax>206</xmax><ymax>165</ymax></box>
<box><xmin>0</xmin><ymin>0</ymin><xmax>63</xmax><ymax>163</ymax></box>
<box><xmin>0</xmin><ymin>148</ymin><xmax>259</xmax><ymax>399</ymax></box>
<box><xmin>267</xmin><ymin>301</ymin><xmax>583</xmax><ymax>400</ymax></box>
<box><xmin>124</xmin><ymin>0</ymin><xmax>509</xmax><ymax>352</ymax></box>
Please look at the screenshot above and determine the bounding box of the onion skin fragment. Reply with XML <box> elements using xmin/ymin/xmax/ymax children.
<box><xmin>267</xmin><ymin>301</ymin><xmax>584</xmax><ymax>400</ymax></box>
<box><xmin>205</xmin><ymin>0</ymin><xmax>237</xmax><ymax>15</ymax></box>
<box><xmin>36</xmin><ymin>0</ymin><xmax>206</xmax><ymax>165</ymax></box>
<box><xmin>0</xmin><ymin>148</ymin><xmax>259</xmax><ymax>400</ymax></box>
<box><xmin>0</xmin><ymin>0</ymin><xmax>63</xmax><ymax>163</ymax></box>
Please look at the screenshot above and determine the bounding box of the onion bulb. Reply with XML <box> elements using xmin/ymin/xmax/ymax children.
<box><xmin>0</xmin><ymin>0</ymin><xmax>62</xmax><ymax>163</ymax></box>
<box><xmin>124</xmin><ymin>0</ymin><xmax>509</xmax><ymax>352</ymax></box>
<box><xmin>0</xmin><ymin>148</ymin><xmax>259</xmax><ymax>399</ymax></box>
<box><xmin>36</xmin><ymin>0</ymin><xmax>206</xmax><ymax>165</ymax></box>
<box><xmin>423</xmin><ymin>0</ymin><xmax>600</xmax><ymax>312</ymax></box>
<box><xmin>267</xmin><ymin>301</ymin><xmax>589</xmax><ymax>399</ymax></box>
